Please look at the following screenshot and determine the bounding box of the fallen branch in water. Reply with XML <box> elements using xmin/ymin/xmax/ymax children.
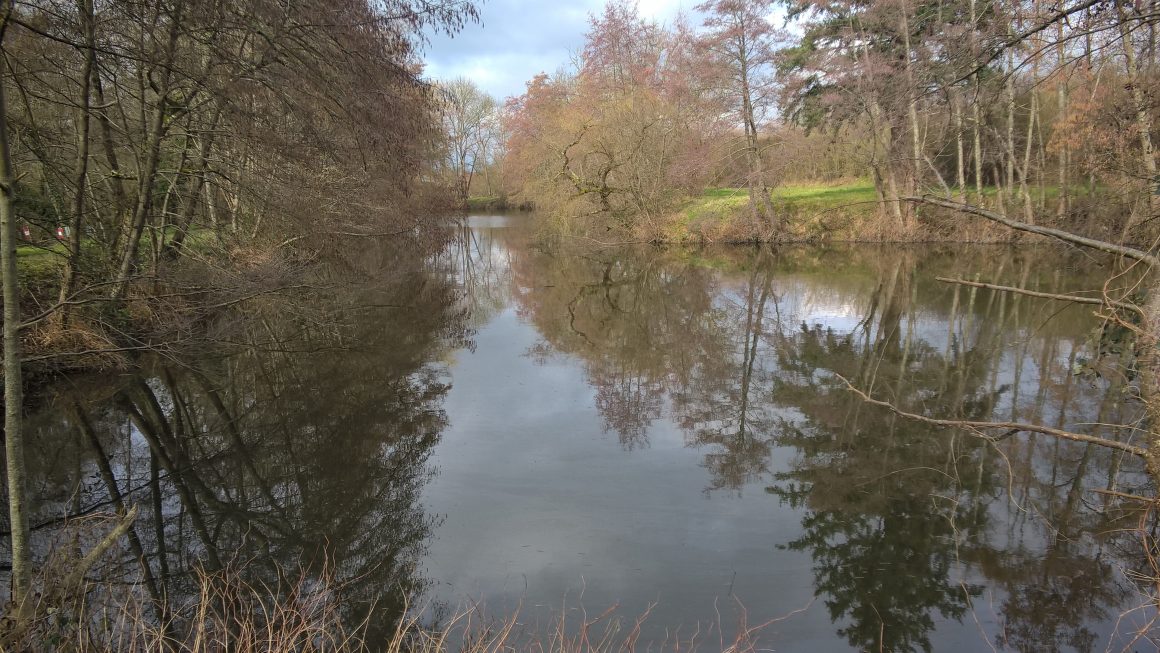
<box><xmin>61</xmin><ymin>505</ymin><xmax>138</xmax><ymax>590</ymax></box>
<box><xmin>935</xmin><ymin>276</ymin><xmax>1143</xmax><ymax>315</ymax></box>
<box><xmin>904</xmin><ymin>195</ymin><xmax>1160</xmax><ymax>266</ymax></box>
<box><xmin>834</xmin><ymin>374</ymin><xmax>1146</xmax><ymax>457</ymax></box>
<box><xmin>1092</xmin><ymin>488</ymin><xmax>1160</xmax><ymax>504</ymax></box>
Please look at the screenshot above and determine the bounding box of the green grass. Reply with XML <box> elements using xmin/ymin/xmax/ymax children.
<box><xmin>680</xmin><ymin>180</ymin><xmax>880</xmax><ymax>225</ymax></box>
<box><xmin>775</xmin><ymin>182</ymin><xmax>880</xmax><ymax>207</ymax></box>
<box><xmin>678</xmin><ymin>180</ymin><xmax>1085</xmax><ymax>223</ymax></box>
<box><xmin>14</xmin><ymin>225</ymin><xmax>213</xmax><ymax>281</ymax></box>
<box><xmin>466</xmin><ymin>196</ymin><xmax>500</xmax><ymax>210</ymax></box>
<box><xmin>670</xmin><ymin>179</ymin><xmax>1107</xmax><ymax>243</ymax></box>
<box><xmin>16</xmin><ymin>243</ymin><xmax>64</xmax><ymax>281</ymax></box>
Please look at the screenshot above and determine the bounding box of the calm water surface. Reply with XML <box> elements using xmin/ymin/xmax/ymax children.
<box><xmin>15</xmin><ymin>214</ymin><xmax>1159</xmax><ymax>652</ymax></box>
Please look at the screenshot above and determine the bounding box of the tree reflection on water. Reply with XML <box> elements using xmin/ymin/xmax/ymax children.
<box><xmin>21</xmin><ymin>239</ymin><xmax>469</xmax><ymax>644</ymax></box>
<box><xmin>17</xmin><ymin>231</ymin><xmax>1158</xmax><ymax>651</ymax></box>
<box><xmin>511</xmin><ymin>242</ymin><xmax>1151</xmax><ymax>651</ymax></box>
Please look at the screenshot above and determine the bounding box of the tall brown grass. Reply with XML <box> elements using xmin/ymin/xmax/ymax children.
<box><xmin>0</xmin><ymin>515</ymin><xmax>791</xmax><ymax>653</ymax></box>
<box><xmin>2</xmin><ymin>565</ymin><xmax>790</xmax><ymax>653</ymax></box>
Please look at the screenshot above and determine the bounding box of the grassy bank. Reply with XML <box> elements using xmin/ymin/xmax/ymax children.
<box><xmin>12</xmin><ymin>226</ymin><xmax>273</xmax><ymax>383</ymax></box>
<box><xmin>16</xmin><ymin>227</ymin><xmax>217</xmax><ymax>282</ymax></box>
<box><xmin>16</xmin><ymin>243</ymin><xmax>63</xmax><ymax>281</ymax></box>
<box><xmin>688</xmin><ymin>182</ymin><xmax>880</xmax><ymax>219</ymax></box>
<box><xmin>651</xmin><ymin>180</ymin><xmax>1106</xmax><ymax>243</ymax></box>
<box><xmin>667</xmin><ymin>182</ymin><xmax>879</xmax><ymax>242</ymax></box>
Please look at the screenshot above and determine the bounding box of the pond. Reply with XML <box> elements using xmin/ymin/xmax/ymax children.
<box><xmin>14</xmin><ymin>214</ymin><xmax>1159</xmax><ymax>652</ymax></box>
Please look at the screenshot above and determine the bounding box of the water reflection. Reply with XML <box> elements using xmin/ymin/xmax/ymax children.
<box><xmin>15</xmin><ymin>216</ymin><xmax>1159</xmax><ymax>651</ymax></box>
<box><xmin>495</xmin><ymin>235</ymin><xmax>1153</xmax><ymax>650</ymax></box>
<box><xmin>20</xmin><ymin>238</ymin><xmax>468</xmax><ymax>643</ymax></box>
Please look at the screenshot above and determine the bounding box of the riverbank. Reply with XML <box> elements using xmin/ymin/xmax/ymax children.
<box><xmin>678</xmin><ymin>181</ymin><xmax>1121</xmax><ymax>243</ymax></box>
<box><xmin>11</xmin><ymin>215</ymin><xmax>450</xmax><ymax>386</ymax></box>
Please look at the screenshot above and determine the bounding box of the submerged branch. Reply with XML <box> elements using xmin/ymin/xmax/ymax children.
<box><xmin>61</xmin><ymin>505</ymin><xmax>139</xmax><ymax>589</ymax></box>
<box><xmin>834</xmin><ymin>374</ymin><xmax>1147</xmax><ymax>457</ymax></box>
<box><xmin>904</xmin><ymin>195</ymin><xmax>1160</xmax><ymax>266</ymax></box>
<box><xmin>935</xmin><ymin>276</ymin><xmax>1142</xmax><ymax>314</ymax></box>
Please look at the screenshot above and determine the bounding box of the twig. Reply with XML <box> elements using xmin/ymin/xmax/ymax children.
<box><xmin>21</xmin><ymin>343</ymin><xmax>168</xmax><ymax>364</ymax></box>
<box><xmin>198</xmin><ymin>284</ymin><xmax>317</xmax><ymax>311</ymax></box>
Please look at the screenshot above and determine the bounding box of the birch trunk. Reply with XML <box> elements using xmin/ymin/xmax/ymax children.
<box><xmin>1055</xmin><ymin>20</ymin><xmax>1069</xmax><ymax>219</ymax></box>
<box><xmin>955</xmin><ymin>88</ymin><xmax>967</xmax><ymax>203</ymax></box>
<box><xmin>902</xmin><ymin>1</ymin><xmax>922</xmax><ymax>224</ymax></box>
<box><xmin>0</xmin><ymin>33</ymin><xmax>30</xmax><ymax>604</ymax></box>
<box><xmin>969</xmin><ymin>0</ymin><xmax>983</xmax><ymax>202</ymax></box>
<box><xmin>1006</xmin><ymin>48</ymin><xmax>1017</xmax><ymax>206</ymax></box>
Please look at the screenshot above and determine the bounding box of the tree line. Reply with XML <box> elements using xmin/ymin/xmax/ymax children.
<box><xmin>452</xmin><ymin>0</ymin><xmax>1160</xmax><ymax>241</ymax></box>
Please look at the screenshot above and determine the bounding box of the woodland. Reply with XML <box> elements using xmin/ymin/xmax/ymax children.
<box><xmin>2</xmin><ymin>0</ymin><xmax>1160</xmax><ymax>649</ymax></box>
<box><xmin>450</xmin><ymin>0</ymin><xmax>1160</xmax><ymax>243</ymax></box>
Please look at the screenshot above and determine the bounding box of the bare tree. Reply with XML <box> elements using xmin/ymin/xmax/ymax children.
<box><xmin>440</xmin><ymin>77</ymin><xmax>499</xmax><ymax>204</ymax></box>
<box><xmin>696</xmin><ymin>0</ymin><xmax>782</xmax><ymax>230</ymax></box>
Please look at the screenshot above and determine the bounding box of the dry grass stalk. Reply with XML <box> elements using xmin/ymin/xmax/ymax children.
<box><xmin>0</xmin><ymin>517</ymin><xmax>807</xmax><ymax>653</ymax></box>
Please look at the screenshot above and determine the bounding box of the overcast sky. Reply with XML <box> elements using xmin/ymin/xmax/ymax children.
<box><xmin>422</xmin><ymin>0</ymin><xmax>692</xmax><ymax>101</ymax></box>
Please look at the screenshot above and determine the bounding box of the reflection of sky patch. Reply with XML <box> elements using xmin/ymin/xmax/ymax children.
<box><xmin>417</xmin><ymin>235</ymin><xmax>1140</xmax><ymax>648</ymax></box>
<box><xmin>425</xmin><ymin>303</ymin><xmax>820</xmax><ymax>640</ymax></box>
<box><xmin>465</xmin><ymin>215</ymin><xmax>514</xmax><ymax>228</ymax></box>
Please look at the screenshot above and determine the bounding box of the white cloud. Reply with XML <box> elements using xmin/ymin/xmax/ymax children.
<box><xmin>422</xmin><ymin>0</ymin><xmax>700</xmax><ymax>100</ymax></box>
<box><xmin>636</xmin><ymin>0</ymin><xmax>689</xmax><ymax>21</ymax></box>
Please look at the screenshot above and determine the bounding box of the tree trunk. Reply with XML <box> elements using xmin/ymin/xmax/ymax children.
<box><xmin>111</xmin><ymin>5</ymin><xmax>182</xmax><ymax>300</ymax></box>
<box><xmin>901</xmin><ymin>1</ymin><xmax>921</xmax><ymax>229</ymax></box>
<box><xmin>1055</xmin><ymin>20</ymin><xmax>1069</xmax><ymax>219</ymax></box>
<box><xmin>738</xmin><ymin>40</ymin><xmax>776</xmax><ymax>231</ymax></box>
<box><xmin>969</xmin><ymin>0</ymin><xmax>983</xmax><ymax>202</ymax></box>
<box><xmin>1022</xmin><ymin>54</ymin><xmax>1040</xmax><ymax>224</ymax></box>
<box><xmin>743</xmin><ymin>101</ymin><xmax>775</xmax><ymax>228</ymax></box>
<box><xmin>871</xmin><ymin>164</ymin><xmax>888</xmax><ymax>219</ymax></box>
<box><xmin>902</xmin><ymin>1</ymin><xmax>921</xmax><ymax>211</ymax></box>
<box><xmin>0</xmin><ymin>40</ymin><xmax>30</xmax><ymax>606</ymax></box>
<box><xmin>972</xmin><ymin>89</ymin><xmax>984</xmax><ymax>201</ymax></box>
<box><xmin>57</xmin><ymin>0</ymin><xmax>95</xmax><ymax>326</ymax></box>
<box><xmin>111</xmin><ymin>98</ymin><xmax>168</xmax><ymax>300</ymax></box>
<box><xmin>164</xmin><ymin>112</ymin><xmax>218</xmax><ymax>258</ymax></box>
<box><xmin>91</xmin><ymin>58</ymin><xmax>127</xmax><ymax>254</ymax></box>
<box><xmin>1139</xmin><ymin>285</ymin><xmax>1160</xmax><ymax>490</ymax></box>
<box><xmin>1120</xmin><ymin>3</ymin><xmax>1159</xmax><ymax>231</ymax></box>
<box><xmin>955</xmin><ymin>88</ymin><xmax>967</xmax><ymax>203</ymax></box>
<box><xmin>882</xmin><ymin>122</ymin><xmax>905</xmax><ymax>228</ymax></box>
<box><xmin>1006</xmin><ymin>48</ymin><xmax>1017</xmax><ymax>206</ymax></box>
